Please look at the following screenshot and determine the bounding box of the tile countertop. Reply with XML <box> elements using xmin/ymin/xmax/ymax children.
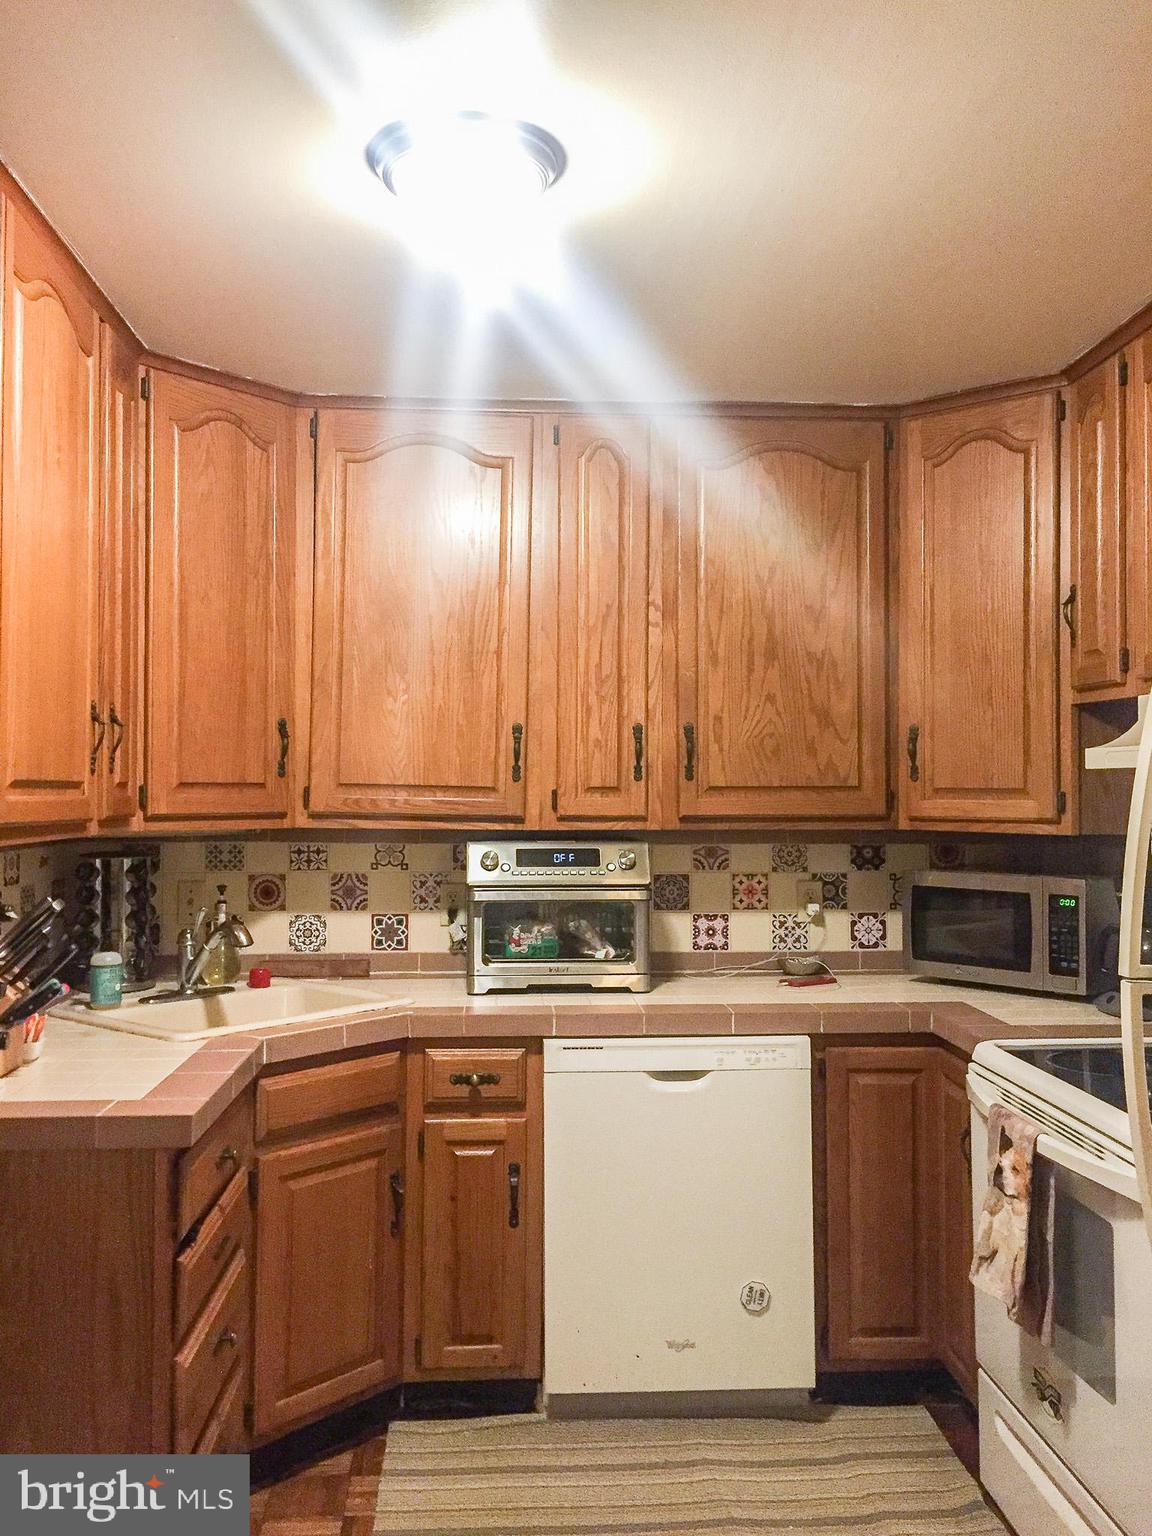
<box><xmin>0</xmin><ymin>973</ymin><xmax>1120</xmax><ymax>1150</ymax></box>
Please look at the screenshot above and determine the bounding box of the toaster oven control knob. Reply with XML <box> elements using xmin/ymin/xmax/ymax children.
<box><xmin>617</xmin><ymin>850</ymin><xmax>637</xmax><ymax>870</ymax></box>
<box><xmin>479</xmin><ymin>849</ymin><xmax>500</xmax><ymax>871</ymax></box>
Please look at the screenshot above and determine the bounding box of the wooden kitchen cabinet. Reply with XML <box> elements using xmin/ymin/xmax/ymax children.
<box><xmin>309</xmin><ymin>409</ymin><xmax>536</xmax><ymax>823</ymax></box>
<box><xmin>824</xmin><ymin>1046</ymin><xmax>938</xmax><ymax>1364</ymax></box>
<box><xmin>935</xmin><ymin>1052</ymin><xmax>977</xmax><ymax>1400</ymax></box>
<box><xmin>145</xmin><ymin>369</ymin><xmax>295</xmax><ymax>822</ymax></box>
<box><xmin>0</xmin><ymin>198</ymin><xmax>101</xmax><ymax>828</ymax></box>
<box><xmin>406</xmin><ymin>1045</ymin><xmax>542</xmax><ymax>1380</ymax></box>
<box><xmin>672</xmin><ymin>416</ymin><xmax>888</xmax><ymax>821</ymax></box>
<box><xmin>1066</xmin><ymin>356</ymin><xmax>1127</xmax><ymax>693</ymax></box>
<box><xmin>899</xmin><ymin>392</ymin><xmax>1063</xmax><ymax>829</ymax></box>
<box><xmin>547</xmin><ymin>414</ymin><xmax>654</xmax><ymax>824</ymax></box>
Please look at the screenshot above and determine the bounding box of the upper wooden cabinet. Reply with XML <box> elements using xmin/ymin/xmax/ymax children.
<box><xmin>309</xmin><ymin>410</ymin><xmax>535</xmax><ymax>822</ymax></box>
<box><xmin>672</xmin><ymin>417</ymin><xmax>888</xmax><ymax>821</ymax></box>
<box><xmin>899</xmin><ymin>393</ymin><xmax>1062</xmax><ymax>828</ymax></box>
<box><xmin>549</xmin><ymin>415</ymin><xmax>652</xmax><ymax>824</ymax></box>
<box><xmin>1066</xmin><ymin>356</ymin><xmax>1127</xmax><ymax>691</ymax></box>
<box><xmin>1125</xmin><ymin>333</ymin><xmax>1152</xmax><ymax>689</ymax></box>
<box><xmin>146</xmin><ymin>371</ymin><xmax>295</xmax><ymax>821</ymax></box>
<box><xmin>0</xmin><ymin>200</ymin><xmax>101</xmax><ymax>828</ymax></box>
<box><xmin>96</xmin><ymin>324</ymin><xmax>141</xmax><ymax>824</ymax></box>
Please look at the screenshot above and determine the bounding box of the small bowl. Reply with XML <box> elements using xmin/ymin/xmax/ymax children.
<box><xmin>780</xmin><ymin>954</ymin><xmax>824</xmax><ymax>977</ymax></box>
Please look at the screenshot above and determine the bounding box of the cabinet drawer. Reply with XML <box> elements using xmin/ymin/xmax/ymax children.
<box><xmin>193</xmin><ymin>1360</ymin><xmax>248</xmax><ymax>1454</ymax></box>
<box><xmin>256</xmin><ymin>1051</ymin><xmax>402</xmax><ymax>1141</ymax></box>
<box><xmin>175</xmin><ymin>1170</ymin><xmax>250</xmax><ymax>1340</ymax></box>
<box><xmin>423</xmin><ymin>1048</ymin><xmax>527</xmax><ymax>1109</ymax></box>
<box><xmin>173</xmin><ymin>1247</ymin><xmax>249</xmax><ymax>1453</ymax></box>
<box><xmin>177</xmin><ymin>1091</ymin><xmax>253</xmax><ymax>1239</ymax></box>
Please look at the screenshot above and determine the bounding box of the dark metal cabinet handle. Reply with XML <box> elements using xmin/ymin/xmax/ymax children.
<box><xmin>960</xmin><ymin>1122</ymin><xmax>972</xmax><ymax>1169</ymax></box>
<box><xmin>450</xmin><ymin>1071</ymin><xmax>501</xmax><ymax>1088</ymax></box>
<box><xmin>511</xmin><ymin>722</ymin><xmax>524</xmax><ymax>783</ymax></box>
<box><xmin>107</xmin><ymin>705</ymin><xmax>125</xmax><ymax>773</ymax></box>
<box><xmin>508</xmin><ymin>1161</ymin><xmax>521</xmax><ymax>1229</ymax></box>
<box><xmin>389</xmin><ymin>1169</ymin><xmax>405</xmax><ymax>1236</ymax></box>
<box><xmin>906</xmin><ymin>724</ymin><xmax>920</xmax><ymax>782</ymax></box>
<box><xmin>276</xmin><ymin>717</ymin><xmax>290</xmax><ymax>778</ymax></box>
<box><xmin>1061</xmin><ymin>585</ymin><xmax>1078</xmax><ymax>645</ymax></box>
<box><xmin>683</xmin><ymin>723</ymin><xmax>696</xmax><ymax>781</ymax></box>
<box><xmin>214</xmin><ymin>1327</ymin><xmax>238</xmax><ymax>1353</ymax></box>
<box><xmin>216</xmin><ymin>1145</ymin><xmax>240</xmax><ymax>1171</ymax></box>
<box><xmin>89</xmin><ymin>702</ymin><xmax>106</xmax><ymax>775</ymax></box>
<box><xmin>632</xmin><ymin>723</ymin><xmax>644</xmax><ymax>782</ymax></box>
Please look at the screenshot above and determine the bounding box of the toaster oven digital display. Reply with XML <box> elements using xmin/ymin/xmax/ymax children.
<box><xmin>516</xmin><ymin>848</ymin><xmax>601</xmax><ymax>867</ymax></box>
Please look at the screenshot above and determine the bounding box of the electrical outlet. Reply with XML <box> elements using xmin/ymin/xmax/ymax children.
<box><xmin>801</xmin><ymin>880</ymin><xmax>823</xmax><ymax>907</ymax></box>
<box><xmin>175</xmin><ymin>879</ymin><xmax>205</xmax><ymax>926</ymax></box>
<box><xmin>440</xmin><ymin>882</ymin><xmax>464</xmax><ymax>926</ymax></box>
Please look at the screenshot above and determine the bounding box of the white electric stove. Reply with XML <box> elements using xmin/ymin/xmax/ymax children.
<box><xmin>968</xmin><ymin>1038</ymin><xmax>1152</xmax><ymax>1536</ymax></box>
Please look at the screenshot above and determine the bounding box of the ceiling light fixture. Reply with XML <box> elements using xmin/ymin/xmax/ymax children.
<box><xmin>365</xmin><ymin>112</ymin><xmax>567</xmax><ymax>208</ymax></box>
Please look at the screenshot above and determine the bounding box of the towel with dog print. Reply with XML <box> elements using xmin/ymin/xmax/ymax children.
<box><xmin>969</xmin><ymin>1103</ymin><xmax>1055</xmax><ymax>1342</ymax></box>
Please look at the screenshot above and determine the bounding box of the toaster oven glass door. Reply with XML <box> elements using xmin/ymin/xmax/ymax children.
<box><xmin>910</xmin><ymin>884</ymin><xmax>1034</xmax><ymax>973</ymax></box>
<box><xmin>478</xmin><ymin>895</ymin><xmax>639</xmax><ymax>966</ymax></box>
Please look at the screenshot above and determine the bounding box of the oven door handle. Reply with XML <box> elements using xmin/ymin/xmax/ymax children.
<box><xmin>968</xmin><ymin>1077</ymin><xmax>1140</xmax><ymax>1202</ymax></box>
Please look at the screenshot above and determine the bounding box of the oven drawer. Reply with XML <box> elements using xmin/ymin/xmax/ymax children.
<box><xmin>979</xmin><ymin>1372</ymin><xmax>1123</xmax><ymax>1536</ymax></box>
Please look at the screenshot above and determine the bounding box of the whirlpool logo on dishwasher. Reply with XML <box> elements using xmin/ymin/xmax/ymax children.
<box><xmin>1</xmin><ymin>1455</ymin><xmax>248</xmax><ymax>1533</ymax></box>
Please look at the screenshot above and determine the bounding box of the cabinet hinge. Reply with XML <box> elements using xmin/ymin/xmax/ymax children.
<box><xmin>137</xmin><ymin>783</ymin><xmax>147</xmax><ymax>812</ymax></box>
<box><xmin>883</xmin><ymin>425</ymin><xmax>894</xmax><ymax>452</ymax></box>
<box><xmin>417</xmin><ymin>1128</ymin><xmax>425</xmax><ymax>1159</ymax></box>
<box><xmin>139</xmin><ymin>373</ymin><xmax>150</xmax><ymax>402</ymax></box>
<box><xmin>1120</xmin><ymin>646</ymin><xmax>1131</xmax><ymax>675</ymax></box>
<box><xmin>1057</xmin><ymin>396</ymin><xmax>1067</xmax><ymax>421</ymax></box>
<box><xmin>248</xmin><ymin>1165</ymin><xmax>259</xmax><ymax>1204</ymax></box>
<box><xmin>1120</xmin><ymin>358</ymin><xmax>1129</xmax><ymax>387</ymax></box>
<box><xmin>550</xmin><ymin>788</ymin><xmax>558</xmax><ymax>813</ymax></box>
<box><xmin>552</xmin><ymin>424</ymin><xmax>560</xmax><ymax>445</ymax></box>
<box><xmin>309</xmin><ymin>409</ymin><xmax>318</xmax><ymax>439</ymax></box>
<box><xmin>1056</xmin><ymin>789</ymin><xmax>1067</xmax><ymax>816</ymax></box>
<box><xmin>302</xmin><ymin>784</ymin><xmax>310</xmax><ymax>811</ymax></box>
<box><xmin>816</xmin><ymin>1055</ymin><xmax>826</xmax><ymax>1081</ymax></box>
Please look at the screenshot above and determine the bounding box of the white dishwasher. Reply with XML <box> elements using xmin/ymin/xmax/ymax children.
<box><xmin>543</xmin><ymin>1035</ymin><xmax>814</xmax><ymax>1408</ymax></box>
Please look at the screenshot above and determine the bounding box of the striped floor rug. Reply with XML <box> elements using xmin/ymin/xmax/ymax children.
<box><xmin>375</xmin><ymin>1406</ymin><xmax>1005</xmax><ymax>1535</ymax></box>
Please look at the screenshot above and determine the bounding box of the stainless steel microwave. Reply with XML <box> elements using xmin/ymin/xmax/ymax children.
<box><xmin>904</xmin><ymin>871</ymin><xmax>1119</xmax><ymax>996</ymax></box>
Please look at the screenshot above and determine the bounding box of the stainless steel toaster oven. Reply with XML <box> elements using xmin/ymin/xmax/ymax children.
<box><xmin>466</xmin><ymin>841</ymin><xmax>651</xmax><ymax>993</ymax></box>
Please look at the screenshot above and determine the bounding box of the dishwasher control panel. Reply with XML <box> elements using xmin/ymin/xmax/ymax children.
<box><xmin>544</xmin><ymin>1036</ymin><xmax>810</xmax><ymax>1072</ymax></box>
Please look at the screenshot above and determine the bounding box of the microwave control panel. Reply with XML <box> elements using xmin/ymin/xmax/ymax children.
<box><xmin>1047</xmin><ymin>893</ymin><xmax>1081</xmax><ymax>978</ymax></box>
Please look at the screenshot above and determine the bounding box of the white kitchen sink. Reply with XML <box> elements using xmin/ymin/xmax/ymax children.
<box><xmin>52</xmin><ymin>980</ymin><xmax>409</xmax><ymax>1042</ymax></box>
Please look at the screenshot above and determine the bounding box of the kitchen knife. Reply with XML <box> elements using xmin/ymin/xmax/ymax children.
<box><xmin>0</xmin><ymin>979</ymin><xmax>70</xmax><ymax>1028</ymax></box>
<box><xmin>13</xmin><ymin>941</ymin><xmax>78</xmax><ymax>996</ymax></box>
<box><xmin>0</xmin><ymin>897</ymin><xmax>63</xmax><ymax>965</ymax></box>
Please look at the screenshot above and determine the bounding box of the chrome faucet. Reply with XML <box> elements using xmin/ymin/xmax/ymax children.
<box><xmin>141</xmin><ymin>906</ymin><xmax>254</xmax><ymax>1005</ymax></box>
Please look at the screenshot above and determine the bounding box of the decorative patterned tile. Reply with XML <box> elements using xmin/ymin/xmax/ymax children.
<box><xmin>814</xmin><ymin>873</ymin><xmax>847</xmax><ymax>910</ymax></box>
<box><xmin>371</xmin><ymin>842</ymin><xmax>408</xmax><ymax>871</ymax></box>
<box><xmin>451</xmin><ymin>842</ymin><xmax>467</xmax><ymax>872</ymax></box>
<box><xmin>288</xmin><ymin>912</ymin><xmax>327</xmax><ymax>953</ymax></box>
<box><xmin>929</xmin><ymin>841</ymin><xmax>966</xmax><ymax>870</ymax></box>
<box><xmin>411</xmin><ymin>873</ymin><xmax>444</xmax><ymax>911</ymax></box>
<box><xmin>692</xmin><ymin>845</ymin><xmax>730</xmax><ymax>871</ymax></box>
<box><xmin>653</xmin><ymin>874</ymin><xmax>690</xmax><ymax>911</ymax></box>
<box><xmin>2</xmin><ymin>852</ymin><xmax>19</xmax><ymax>887</ymax></box>
<box><xmin>731</xmin><ymin>873</ymin><xmax>771</xmax><ymax>911</ymax></box>
<box><xmin>692</xmin><ymin>913</ymin><xmax>730</xmax><ymax>951</ymax></box>
<box><xmin>205</xmin><ymin>841</ymin><xmax>244</xmax><ymax>873</ymax></box>
<box><xmin>850</xmin><ymin>844</ymin><xmax>885</xmax><ymax>871</ymax></box>
<box><xmin>371</xmin><ymin>913</ymin><xmax>409</xmax><ymax>952</ymax></box>
<box><xmin>771</xmin><ymin>843</ymin><xmax>808</xmax><ymax>873</ymax></box>
<box><xmin>289</xmin><ymin>843</ymin><xmax>329</xmax><ymax>872</ymax></box>
<box><xmin>248</xmin><ymin>873</ymin><xmax>286</xmax><ymax>912</ymax></box>
<box><xmin>329</xmin><ymin>872</ymin><xmax>368</xmax><ymax>912</ymax></box>
<box><xmin>889</xmin><ymin>873</ymin><xmax>905</xmax><ymax>911</ymax></box>
<box><xmin>771</xmin><ymin>913</ymin><xmax>811</xmax><ymax>952</ymax></box>
<box><xmin>851</xmin><ymin>912</ymin><xmax>887</xmax><ymax>950</ymax></box>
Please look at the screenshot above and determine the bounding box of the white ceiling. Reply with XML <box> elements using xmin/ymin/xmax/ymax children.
<box><xmin>2</xmin><ymin>0</ymin><xmax>1151</xmax><ymax>403</ymax></box>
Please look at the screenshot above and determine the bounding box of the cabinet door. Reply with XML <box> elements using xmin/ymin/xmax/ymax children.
<box><xmin>310</xmin><ymin>410</ymin><xmax>534</xmax><ymax>821</ymax></box>
<box><xmin>825</xmin><ymin>1046</ymin><xmax>937</xmax><ymax>1362</ymax></box>
<box><xmin>1126</xmin><ymin>334</ymin><xmax>1152</xmax><ymax>688</ymax></box>
<box><xmin>936</xmin><ymin>1055</ymin><xmax>977</xmax><ymax>1400</ymax></box>
<box><xmin>900</xmin><ymin>393</ymin><xmax>1060</xmax><ymax>826</ymax></box>
<box><xmin>253</xmin><ymin>1118</ymin><xmax>402</xmax><ymax>1437</ymax></box>
<box><xmin>552</xmin><ymin>416</ymin><xmax>651</xmax><ymax>822</ymax></box>
<box><xmin>674</xmin><ymin>418</ymin><xmax>887</xmax><ymax>820</ymax></box>
<box><xmin>97</xmin><ymin>324</ymin><xmax>140</xmax><ymax>824</ymax></box>
<box><xmin>1067</xmin><ymin>357</ymin><xmax>1127</xmax><ymax>691</ymax></box>
<box><xmin>146</xmin><ymin>371</ymin><xmax>294</xmax><ymax>821</ymax></box>
<box><xmin>0</xmin><ymin>201</ymin><xmax>100</xmax><ymax>827</ymax></box>
<box><xmin>418</xmin><ymin>1116</ymin><xmax>529</xmax><ymax>1373</ymax></box>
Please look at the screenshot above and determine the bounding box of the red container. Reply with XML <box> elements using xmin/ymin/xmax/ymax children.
<box><xmin>248</xmin><ymin>966</ymin><xmax>272</xmax><ymax>989</ymax></box>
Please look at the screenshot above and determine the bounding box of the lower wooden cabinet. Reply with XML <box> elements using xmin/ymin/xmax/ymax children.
<box><xmin>821</xmin><ymin>1042</ymin><xmax>977</xmax><ymax>1396</ymax></box>
<box><xmin>253</xmin><ymin>1104</ymin><xmax>404</xmax><ymax>1438</ymax></box>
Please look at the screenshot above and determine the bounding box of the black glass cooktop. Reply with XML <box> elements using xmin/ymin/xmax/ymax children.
<box><xmin>1003</xmin><ymin>1043</ymin><xmax>1152</xmax><ymax>1113</ymax></box>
